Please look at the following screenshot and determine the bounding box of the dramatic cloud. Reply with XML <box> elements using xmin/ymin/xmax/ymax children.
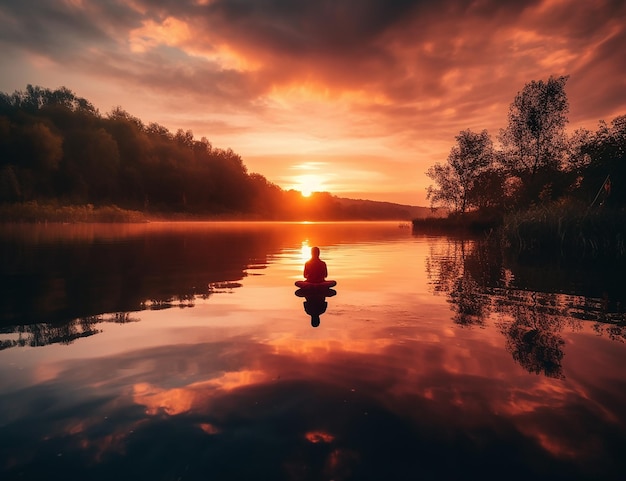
<box><xmin>1</xmin><ymin>0</ymin><xmax>625</xmax><ymax>204</ymax></box>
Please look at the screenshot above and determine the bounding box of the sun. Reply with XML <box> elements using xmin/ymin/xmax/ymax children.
<box><xmin>297</xmin><ymin>174</ymin><xmax>325</xmax><ymax>197</ymax></box>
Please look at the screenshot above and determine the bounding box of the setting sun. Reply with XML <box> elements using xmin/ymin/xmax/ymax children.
<box><xmin>296</xmin><ymin>174</ymin><xmax>325</xmax><ymax>197</ymax></box>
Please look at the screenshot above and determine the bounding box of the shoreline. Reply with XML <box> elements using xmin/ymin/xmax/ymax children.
<box><xmin>0</xmin><ymin>201</ymin><xmax>432</xmax><ymax>223</ymax></box>
<box><xmin>412</xmin><ymin>205</ymin><xmax>626</xmax><ymax>262</ymax></box>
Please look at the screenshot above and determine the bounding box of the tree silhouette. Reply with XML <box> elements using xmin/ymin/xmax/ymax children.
<box><xmin>427</xmin><ymin>129</ymin><xmax>496</xmax><ymax>213</ymax></box>
<box><xmin>0</xmin><ymin>85</ymin><xmax>283</xmax><ymax>216</ymax></box>
<box><xmin>569</xmin><ymin>114</ymin><xmax>626</xmax><ymax>208</ymax></box>
<box><xmin>498</xmin><ymin>76</ymin><xmax>569</xmax><ymax>204</ymax></box>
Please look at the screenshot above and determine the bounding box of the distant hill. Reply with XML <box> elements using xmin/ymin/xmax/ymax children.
<box><xmin>332</xmin><ymin>196</ymin><xmax>444</xmax><ymax>220</ymax></box>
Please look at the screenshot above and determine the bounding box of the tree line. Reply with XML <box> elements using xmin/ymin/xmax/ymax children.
<box><xmin>0</xmin><ymin>85</ymin><xmax>291</xmax><ymax>217</ymax></box>
<box><xmin>426</xmin><ymin>76</ymin><xmax>626</xmax><ymax>216</ymax></box>
<box><xmin>0</xmin><ymin>85</ymin><xmax>432</xmax><ymax>221</ymax></box>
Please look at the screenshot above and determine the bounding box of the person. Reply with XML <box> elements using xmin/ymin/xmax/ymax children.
<box><xmin>304</xmin><ymin>246</ymin><xmax>327</xmax><ymax>283</ymax></box>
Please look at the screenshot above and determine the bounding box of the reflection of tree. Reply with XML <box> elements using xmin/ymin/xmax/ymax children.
<box><xmin>0</xmin><ymin>227</ymin><xmax>258</xmax><ymax>326</ymax></box>
<box><xmin>426</xmin><ymin>237</ymin><xmax>493</xmax><ymax>327</ymax></box>
<box><xmin>496</xmin><ymin>294</ymin><xmax>566</xmax><ymax>379</ymax></box>
<box><xmin>596</xmin><ymin>324</ymin><xmax>626</xmax><ymax>343</ymax></box>
<box><xmin>425</xmin><ymin>238</ymin><xmax>471</xmax><ymax>294</ymax></box>
<box><xmin>0</xmin><ymin>312</ymin><xmax>139</xmax><ymax>351</ymax></box>
<box><xmin>424</xmin><ymin>234</ymin><xmax>626</xmax><ymax>377</ymax></box>
<box><xmin>449</xmin><ymin>273</ymin><xmax>489</xmax><ymax>327</ymax></box>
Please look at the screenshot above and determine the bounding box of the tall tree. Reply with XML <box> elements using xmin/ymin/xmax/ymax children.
<box><xmin>427</xmin><ymin>129</ymin><xmax>495</xmax><ymax>213</ymax></box>
<box><xmin>498</xmin><ymin>76</ymin><xmax>569</xmax><ymax>187</ymax></box>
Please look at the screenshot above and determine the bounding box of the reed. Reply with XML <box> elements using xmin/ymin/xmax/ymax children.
<box><xmin>501</xmin><ymin>200</ymin><xmax>626</xmax><ymax>261</ymax></box>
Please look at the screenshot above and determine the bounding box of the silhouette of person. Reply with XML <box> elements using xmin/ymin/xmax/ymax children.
<box><xmin>304</xmin><ymin>246</ymin><xmax>328</xmax><ymax>283</ymax></box>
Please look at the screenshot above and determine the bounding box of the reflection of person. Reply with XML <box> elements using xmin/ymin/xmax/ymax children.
<box><xmin>304</xmin><ymin>294</ymin><xmax>328</xmax><ymax>327</ymax></box>
<box><xmin>295</xmin><ymin>288</ymin><xmax>336</xmax><ymax>328</ymax></box>
<box><xmin>304</xmin><ymin>246</ymin><xmax>328</xmax><ymax>283</ymax></box>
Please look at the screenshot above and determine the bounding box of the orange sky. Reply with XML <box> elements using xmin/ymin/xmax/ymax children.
<box><xmin>0</xmin><ymin>0</ymin><xmax>625</xmax><ymax>205</ymax></box>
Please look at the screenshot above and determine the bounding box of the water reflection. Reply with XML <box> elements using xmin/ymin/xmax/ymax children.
<box><xmin>424</xmin><ymin>234</ymin><xmax>626</xmax><ymax>378</ymax></box>
<box><xmin>497</xmin><ymin>295</ymin><xmax>567</xmax><ymax>379</ymax></box>
<box><xmin>3</xmin><ymin>328</ymin><xmax>624</xmax><ymax>480</ymax></box>
<box><xmin>295</xmin><ymin>287</ymin><xmax>337</xmax><ymax>327</ymax></box>
<box><xmin>0</xmin><ymin>312</ymin><xmax>139</xmax><ymax>351</ymax></box>
<box><xmin>449</xmin><ymin>272</ymin><xmax>490</xmax><ymax>327</ymax></box>
<box><xmin>2</xmin><ymin>223</ymin><xmax>626</xmax><ymax>480</ymax></box>
<box><xmin>0</xmin><ymin>224</ymin><xmax>258</xmax><ymax>326</ymax></box>
<box><xmin>0</xmin><ymin>221</ymin><xmax>403</xmax><ymax>328</ymax></box>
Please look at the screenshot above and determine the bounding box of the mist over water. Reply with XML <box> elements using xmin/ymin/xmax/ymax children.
<box><xmin>1</xmin><ymin>222</ymin><xmax>624</xmax><ymax>480</ymax></box>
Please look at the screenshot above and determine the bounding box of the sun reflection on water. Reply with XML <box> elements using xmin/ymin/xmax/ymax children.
<box><xmin>300</xmin><ymin>240</ymin><xmax>311</xmax><ymax>261</ymax></box>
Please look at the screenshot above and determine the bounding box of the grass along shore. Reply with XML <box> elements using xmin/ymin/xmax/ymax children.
<box><xmin>501</xmin><ymin>201</ymin><xmax>626</xmax><ymax>262</ymax></box>
<box><xmin>413</xmin><ymin>201</ymin><xmax>626</xmax><ymax>262</ymax></box>
<box><xmin>0</xmin><ymin>201</ymin><xmax>147</xmax><ymax>223</ymax></box>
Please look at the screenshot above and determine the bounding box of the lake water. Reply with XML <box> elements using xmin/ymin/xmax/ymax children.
<box><xmin>1</xmin><ymin>221</ymin><xmax>625</xmax><ymax>480</ymax></box>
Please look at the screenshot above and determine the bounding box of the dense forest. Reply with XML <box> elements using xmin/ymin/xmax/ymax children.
<box><xmin>0</xmin><ymin>85</ymin><xmax>424</xmax><ymax>221</ymax></box>
<box><xmin>422</xmin><ymin>76</ymin><xmax>626</xmax><ymax>259</ymax></box>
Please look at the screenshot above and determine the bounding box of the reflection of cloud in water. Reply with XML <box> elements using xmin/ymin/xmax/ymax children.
<box><xmin>132</xmin><ymin>369</ymin><xmax>269</xmax><ymax>415</ymax></box>
<box><xmin>2</xmin><ymin>336</ymin><xmax>618</xmax><ymax>479</ymax></box>
<box><xmin>269</xmin><ymin>338</ymin><xmax>395</xmax><ymax>357</ymax></box>
<box><xmin>305</xmin><ymin>430</ymin><xmax>335</xmax><ymax>444</ymax></box>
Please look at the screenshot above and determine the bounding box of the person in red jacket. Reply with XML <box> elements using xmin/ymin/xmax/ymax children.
<box><xmin>304</xmin><ymin>246</ymin><xmax>327</xmax><ymax>283</ymax></box>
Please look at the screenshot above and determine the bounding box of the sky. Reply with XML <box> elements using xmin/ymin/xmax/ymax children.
<box><xmin>0</xmin><ymin>0</ymin><xmax>625</xmax><ymax>206</ymax></box>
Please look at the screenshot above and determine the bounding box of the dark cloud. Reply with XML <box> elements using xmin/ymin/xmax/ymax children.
<box><xmin>2</xmin><ymin>0</ymin><xmax>624</xmax><ymax>113</ymax></box>
<box><xmin>80</xmin><ymin>46</ymin><xmax>266</xmax><ymax>108</ymax></box>
<box><xmin>200</xmin><ymin>0</ymin><xmax>421</xmax><ymax>52</ymax></box>
<box><xmin>0</xmin><ymin>0</ymin><xmax>139</xmax><ymax>57</ymax></box>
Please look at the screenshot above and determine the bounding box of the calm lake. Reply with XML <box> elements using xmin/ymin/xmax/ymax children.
<box><xmin>1</xmin><ymin>221</ymin><xmax>625</xmax><ymax>480</ymax></box>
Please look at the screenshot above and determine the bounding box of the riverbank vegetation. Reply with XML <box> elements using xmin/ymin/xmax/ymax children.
<box><xmin>421</xmin><ymin>75</ymin><xmax>626</xmax><ymax>260</ymax></box>
<box><xmin>0</xmin><ymin>201</ymin><xmax>147</xmax><ymax>223</ymax></box>
<box><xmin>0</xmin><ymin>85</ymin><xmax>427</xmax><ymax>222</ymax></box>
<box><xmin>501</xmin><ymin>201</ymin><xmax>626</xmax><ymax>262</ymax></box>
